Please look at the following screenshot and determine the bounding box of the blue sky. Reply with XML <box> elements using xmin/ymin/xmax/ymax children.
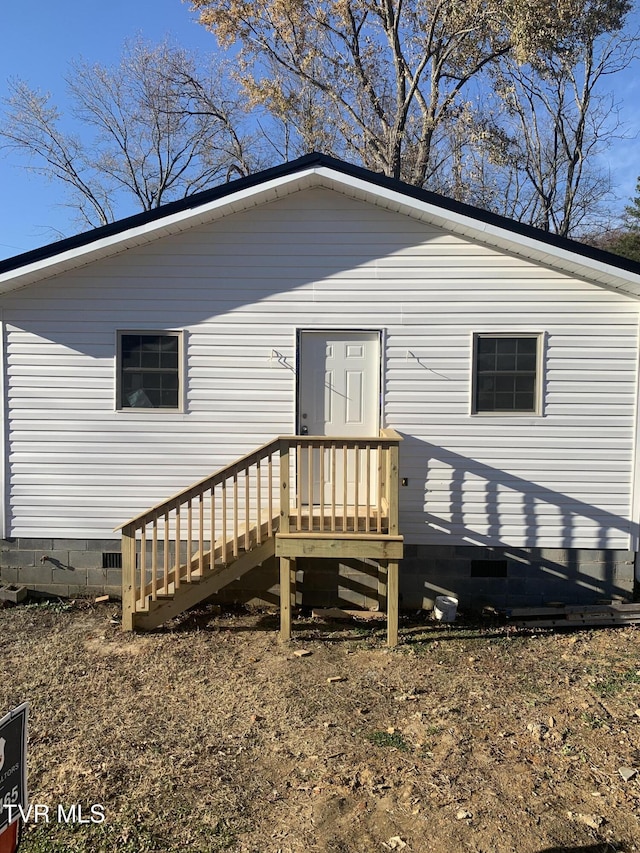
<box><xmin>0</xmin><ymin>0</ymin><xmax>214</xmax><ymax>259</ymax></box>
<box><xmin>1</xmin><ymin>1</ymin><xmax>639</xmax><ymax>261</ymax></box>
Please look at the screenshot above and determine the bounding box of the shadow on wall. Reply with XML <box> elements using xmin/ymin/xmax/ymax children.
<box><xmin>397</xmin><ymin>436</ymin><xmax>636</xmax><ymax>607</ymax></box>
<box><xmin>401</xmin><ymin>436</ymin><xmax>636</xmax><ymax>549</ymax></box>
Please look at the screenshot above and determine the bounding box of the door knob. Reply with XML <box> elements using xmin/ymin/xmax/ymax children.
<box><xmin>300</xmin><ymin>425</ymin><xmax>309</xmax><ymax>435</ymax></box>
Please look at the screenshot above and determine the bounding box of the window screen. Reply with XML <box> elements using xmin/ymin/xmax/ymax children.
<box><xmin>474</xmin><ymin>335</ymin><xmax>538</xmax><ymax>413</ymax></box>
<box><xmin>119</xmin><ymin>333</ymin><xmax>180</xmax><ymax>409</ymax></box>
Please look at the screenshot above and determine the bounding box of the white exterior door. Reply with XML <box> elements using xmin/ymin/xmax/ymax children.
<box><xmin>298</xmin><ymin>331</ymin><xmax>380</xmax><ymax>504</ymax></box>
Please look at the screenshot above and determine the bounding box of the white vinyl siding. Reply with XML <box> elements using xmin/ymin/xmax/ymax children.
<box><xmin>1</xmin><ymin>187</ymin><xmax>638</xmax><ymax>549</ymax></box>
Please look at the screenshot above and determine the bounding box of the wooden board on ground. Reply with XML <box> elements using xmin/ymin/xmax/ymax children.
<box><xmin>311</xmin><ymin>608</ymin><xmax>386</xmax><ymax>621</ymax></box>
<box><xmin>507</xmin><ymin>601</ymin><xmax>640</xmax><ymax>629</ymax></box>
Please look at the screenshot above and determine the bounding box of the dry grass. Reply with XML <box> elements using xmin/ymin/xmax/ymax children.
<box><xmin>2</xmin><ymin>599</ymin><xmax>640</xmax><ymax>852</ymax></box>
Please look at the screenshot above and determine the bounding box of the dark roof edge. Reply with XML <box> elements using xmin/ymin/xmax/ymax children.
<box><xmin>1</xmin><ymin>151</ymin><xmax>639</xmax><ymax>279</ymax></box>
<box><xmin>0</xmin><ymin>153</ymin><xmax>325</xmax><ymax>275</ymax></box>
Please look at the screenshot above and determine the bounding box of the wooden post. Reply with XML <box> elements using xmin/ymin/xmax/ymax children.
<box><xmin>280</xmin><ymin>556</ymin><xmax>294</xmax><ymax>641</ymax></box>
<box><xmin>256</xmin><ymin>462</ymin><xmax>262</xmax><ymax>545</ymax></box>
<box><xmin>377</xmin><ymin>445</ymin><xmax>386</xmax><ymax>533</ymax></box>
<box><xmin>387</xmin><ymin>559</ymin><xmax>399</xmax><ymax>648</ymax></box>
<box><xmin>199</xmin><ymin>493</ymin><xmax>204</xmax><ymax>575</ymax></box>
<box><xmin>139</xmin><ymin>524</ymin><xmax>147</xmax><ymax>608</ymax></box>
<box><xmin>186</xmin><ymin>498</ymin><xmax>193</xmax><ymax>582</ymax></box>
<box><xmin>222</xmin><ymin>479</ymin><xmax>228</xmax><ymax>563</ymax></box>
<box><xmin>244</xmin><ymin>468</ymin><xmax>251</xmax><ymax>550</ymax></box>
<box><xmin>342</xmin><ymin>444</ymin><xmax>348</xmax><ymax>532</ymax></box>
<box><xmin>232</xmin><ymin>473</ymin><xmax>239</xmax><ymax>557</ymax></box>
<box><xmin>388</xmin><ymin>440</ymin><xmax>400</xmax><ymax>536</ymax></box>
<box><xmin>377</xmin><ymin>561</ymin><xmax>388</xmax><ymax>613</ymax></box>
<box><xmin>319</xmin><ymin>443</ymin><xmax>325</xmax><ymax>532</ymax></box>
<box><xmin>175</xmin><ymin>508</ymin><xmax>181</xmax><ymax>589</ymax></box>
<box><xmin>365</xmin><ymin>444</ymin><xmax>371</xmax><ymax>533</ymax></box>
<box><xmin>121</xmin><ymin>524</ymin><xmax>136</xmax><ymax>631</ymax></box>
<box><xmin>297</xmin><ymin>444</ymin><xmax>303</xmax><ymax>531</ymax></box>
<box><xmin>267</xmin><ymin>452</ymin><xmax>274</xmax><ymax>537</ymax></box>
<box><xmin>330</xmin><ymin>443</ymin><xmax>337</xmax><ymax>532</ymax></box>
<box><xmin>163</xmin><ymin>512</ymin><xmax>169</xmax><ymax>592</ymax></box>
<box><xmin>151</xmin><ymin>517</ymin><xmax>158</xmax><ymax>601</ymax></box>
<box><xmin>280</xmin><ymin>440</ymin><xmax>290</xmax><ymax>534</ymax></box>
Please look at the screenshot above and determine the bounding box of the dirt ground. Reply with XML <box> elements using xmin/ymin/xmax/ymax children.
<box><xmin>1</xmin><ymin>599</ymin><xmax>640</xmax><ymax>853</ymax></box>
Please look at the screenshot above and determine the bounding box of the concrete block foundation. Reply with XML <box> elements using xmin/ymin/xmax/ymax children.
<box><xmin>1</xmin><ymin>538</ymin><xmax>122</xmax><ymax>599</ymax></box>
<box><xmin>1</xmin><ymin>538</ymin><xmax>635</xmax><ymax>612</ymax></box>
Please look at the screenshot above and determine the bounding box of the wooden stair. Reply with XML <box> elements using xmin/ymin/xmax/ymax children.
<box><xmin>134</xmin><ymin>528</ymin><xmax>277</xmax><ymax>629</ymax></box>
<box><xmin>118</xmin><ymin>431</ymin><xmax>403</xmax><ymax>634</ymax></box>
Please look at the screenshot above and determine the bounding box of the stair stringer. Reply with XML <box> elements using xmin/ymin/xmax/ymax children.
<box><xmin>133</xmin><ymin>536</ymin><xmax>276</xmax><ymax>630</ymax></box>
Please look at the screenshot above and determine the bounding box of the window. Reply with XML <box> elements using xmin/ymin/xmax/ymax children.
<box><xmin>473</xmin><ymin>334</ymin><xmax>540</xmax><ymax>414</ymax></box>
<box><xmin>117</xmin><ymin>332</ymin><xmax>182</xmax><ymax>410</ymax></box>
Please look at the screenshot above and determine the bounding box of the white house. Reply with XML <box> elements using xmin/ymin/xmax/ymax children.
<box><xmin>1</xmin><ymin>152</ymin><xmax>639</xmax><ymax>630</ymax></box>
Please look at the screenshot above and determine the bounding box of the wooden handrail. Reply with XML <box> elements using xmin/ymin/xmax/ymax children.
<box><xmin>115</xmin><ymin>437</ymin><xmax>282</xmax><ymax>531</ymax></box>
<box><xmin>280</xmin><ymin>431</ymin><xmax>402</xmax><ymax>444</ymax></box>
<box><xmin>117</xmin><ymin>431</ymin><xmax>402</xmax><ymax>533</ymax></box>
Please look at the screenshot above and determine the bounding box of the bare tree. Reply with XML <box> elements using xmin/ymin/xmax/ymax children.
<box><xmin>191</xmin><ymin>0</ymin><xmax>635</xmax><ymax>236</ymax></box>
<box><xmin>0</xmin><ymin>38</ymin><xmax>258</xmax><ymax>230</ymax></box>
<box><xmin>190</xmin><ymin>0</ymin><xmax>634</xmax><ymax>195</ymax></box>
<box><xmin>443</xmin><ymin>2</ymin><xmax>637</xmax><ymax>236</ymax></box>
<box><xmin>190</xmin><ymin>0</ymin><xmax>530</xmax><ymax>186</ymax></box>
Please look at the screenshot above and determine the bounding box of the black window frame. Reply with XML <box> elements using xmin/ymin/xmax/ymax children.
<box><xmin>116</xmin><ymin>330</ymin><xmax>183</xmax><ymax>411</ymax></box>
<box><xmin>472</xmin><ymin>333</ymin><xmax>541</xmax><ymax>415</ymax></box>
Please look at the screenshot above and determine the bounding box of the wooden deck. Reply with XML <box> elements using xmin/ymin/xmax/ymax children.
<box><xmin>117</xmin><ymin>431</ymin><xmax>403</xmax><ymax>644</ymax></box>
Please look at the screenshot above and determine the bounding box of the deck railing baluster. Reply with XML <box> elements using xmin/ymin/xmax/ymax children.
<box><xmin>256</xmin><ymin>461</ymin><xmax>262</xmax><ymax>545</ymax></box>
<box><xmin>222</xmin><ymin>478</ymin><xmax>228</xmax><ymax>564</ymax></box>
<box><xmin>296</xmin><ymin>444</ymin><xmax>302</xmax><ymax>532</ymax></box>
<box><xmin>376</xmin><ymin>446</ymin><xmax>385</xmax><ymax>533</ymax></box>
<box><xmin>186</xmin><ymin>498</ymin><xmax>193</xmax><ymax>583</ymax></box>
<box><xmin>151</xmin><ymin>518</ymin><xmax>158</xmax><ymax>601</ymax></box>
<box><xmin>267</xmin><ymin>453</ymin><xmax>273</xmax><ymax>537</ymax></box>
<box><xmin>139</xmin><ymin>525</ymin><xmax>147</xmax><ymax>607</ymax></box>
<box><xmin>342</xmin><ymin>444</ymin><xmax>348</xmax><ymax>532</ymax></box>
<box><xmin>210</xmin><ymin>486</ymin><xmax>215</xmax><ymax>569</ymax></box>
<box><xmin>199</xmin><ymin>493</ymin><xmax>204</xmax><ymax>576</ymax></box>
<box><xmin>365</xmin><ymin>445</ymin><xmax>371</xmax><ymax>533</ymax></box>
<box><xmin>163</xmin><ymin>512</ymin><xmax>169</xmax><ymax>591</ymax></box>
<box><xmin>307</xmin><ymin>443</ymin><xmax>313</xmax><ymax>531</ymax></box>
<box><xmin>331</xmin><ymin>444</ymin><xmax>337</xmax><ymax>532</ymax></box>
<box><xmin>319</xmin><ymin>443</ymin><xmax>325</xmax><ymax>532</ymax></box>
<box><xmin>232</xmin><ymin>473</ymin><xmax>239</xmax><ymax>558</ymax></box>
<box><xmin>174</xmin><ymin>508</ymin><xmax>181</xmax><ymax>590</ymax></box>
<box><xmin>354</xmin><ymin>445</ymin><xmax>360</xmax><ymax>532</ymax></box>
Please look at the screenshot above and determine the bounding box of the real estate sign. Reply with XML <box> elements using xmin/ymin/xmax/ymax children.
<box><xmin>0</xmin><ymin>703</ymin><xmax>28</xmax><ymax>835</ymax></box>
